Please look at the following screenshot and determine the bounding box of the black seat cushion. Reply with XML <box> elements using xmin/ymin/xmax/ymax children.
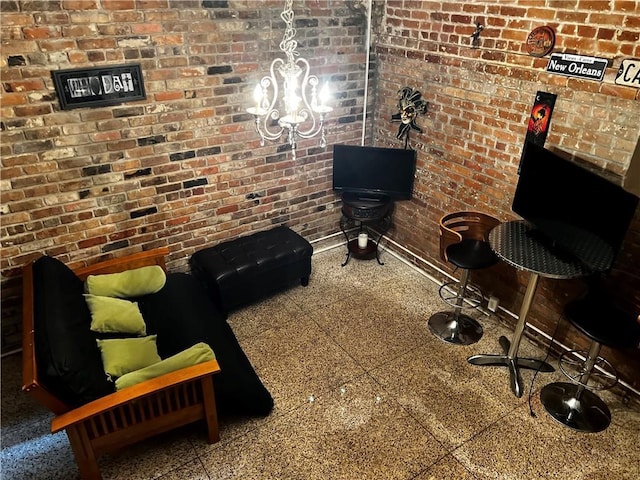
<box><xmin>564</xmin><ymin>290</ymin><xmax>640</xmax><ymax>349</ymax></box>
<box><xmin>446</xmin><ymin>239</ymin><xmax>498</xmax><ymax>270</ymax></box>
<box><xmin>32</xmin><ymin>256</ymin><xmax>115</xmax><ymax>407</ymax></box>
<box><xmin>138</xmin><ymin>273</ymin><xmax>274</xmax><ymax>416</ymax></box>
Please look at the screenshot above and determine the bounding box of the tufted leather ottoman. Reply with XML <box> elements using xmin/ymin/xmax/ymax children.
<box><xmin>190</xmin><ymin>225</ymin><xmax>313</xmax><ymax>312</ymax></box>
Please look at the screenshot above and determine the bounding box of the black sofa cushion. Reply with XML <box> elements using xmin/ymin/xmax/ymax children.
<box><xmin>138</xmin><ymin>273</ymin><xmax>274</xmax><ymax>416</ymax></box>
<box><xmin>32</xmin><ymin>256</ymin><xmax>114</xmax><ymax>407</ymax></box>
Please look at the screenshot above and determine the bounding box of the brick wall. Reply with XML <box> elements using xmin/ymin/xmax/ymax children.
<box><xmin>0</xmin><ymin>0</ymin><xmax>370</xmax><ymax>351</ymax></box>
<box><xmin>371</xmin><ymin>0</ymin><xmax>640</xmax><ymax>393</ymax></box>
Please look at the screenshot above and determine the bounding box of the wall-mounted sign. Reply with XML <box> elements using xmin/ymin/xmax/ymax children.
<box><xmin>526</xmin><ymin>26</ymin><xmax>555</xmax><ymax>57</ymax></box>
<box><xmin>52</xmin><ymin>63</ymin><xmax>146</xmax><ymax>110</ymax></box>
<box><xmin>525</xmin><ymin>91</ymin><xmax>556</xmax><ymax>147</ymax></box>
<box><xmin>545</xmin><ymin>53</ymin><xmax>608</xmax><ymax>81</ymax></box>
<box><xmin>615</xmin><ymin>59</ymin><xmax>640</xmax><ymax>88</ymax></box>
<box><xmin>519</xmin><ymin>91</ymin><xmax>557</xmax><ymax>171</ymax></box>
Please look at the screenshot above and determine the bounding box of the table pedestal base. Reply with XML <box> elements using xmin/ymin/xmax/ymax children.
<box><xmin>467</xmin><ymin>335</ymin><xmax>554</xmax><ymax>397</ymax></box>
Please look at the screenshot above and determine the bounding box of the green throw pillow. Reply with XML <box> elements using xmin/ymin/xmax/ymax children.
<box><xmin>84</xmin><ymin>294</ymin><xmax>146</xmax><ymax>335</ymax></box>
<box><xmin>115</xmin><ymin>342</ymin><xmax>216</xmax><ymax>390</ymax></box>
<box><xmin>96</xmin><ymin>335</ymin><xmax>161</xmax><ymax>380</ymax></box>
<box><xmin>85</xmin><ymin>265</ymin><xmax>166</xmax><ymax>298</ymax></box>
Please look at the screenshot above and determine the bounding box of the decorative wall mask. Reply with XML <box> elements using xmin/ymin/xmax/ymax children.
<box><xmin>391</xmin><ymin>87</ymin><xmax>428</xmax><ymax>149</ymax></box>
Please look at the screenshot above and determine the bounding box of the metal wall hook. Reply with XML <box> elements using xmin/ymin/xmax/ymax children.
<box><xmin>471</xmin><ymin>23</ymin><xmax>484</xmax><ymax>48</ymax></box>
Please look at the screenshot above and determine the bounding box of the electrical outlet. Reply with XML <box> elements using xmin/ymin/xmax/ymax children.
<box><xmin>488</xmin><ymin>296</ymin><xmax>499</xmax><ymax>312</ymax></box>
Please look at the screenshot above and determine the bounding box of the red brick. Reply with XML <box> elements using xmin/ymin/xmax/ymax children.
<box><xmin>131</xmin><ymin>23</ymin><xmax>163</xmax><ymax>34</ymax></box>
<box><xmin>599</xmin><ymin>83</ymin><xmax>637</xmax><ymax>100</ymax></box>
<box><xmin>102</xmin><ymin>0</ymin><xmax>135</xmax><ymax>10</ymax></box>
<box><xmin>155</xmin><ymin>91</ymin><xmax>184</xmax><ymax>101</ymax></box>
<box><xmin>90</xmin><ymin>131</ymin><xmax>122</xmax><ymax>142</ymax></box>
<box><xmin>112</xmin><ymin>11</ymin><xmax>143</xmax><ymax>22</ymax></box>
<box><xmin>3</xmin><ymin>79</ymin><xmax>45</xmax><ymax>92</ymax></box>
<box><xmin>87</xmin><ymin>51</ymin><xmax>106</xmax><ymax>62</ymax></box>
<box><xmin>39</xmin><ymin>39</ymin><xmax>76</xmax><ymax>50</ymax></box>
<box><xmin>0</xmin><ymin>93</ymin><xmax>28</xmax><ymax>106</ymax></box>
<box><xmin>617</xmin><ymin>30</ymin><xmax>640</xmax><ymax>42</ymax></box>
<box><xmin>78</xmin><ymin>236</ymin><xmax>108</xmax><ymax>249</ymax></box>
<box><xmin>137</xmin><ymin>0</ymin><xmax>169</xmax><ymax>8</ymax></box>
<box><xmin>0</xmin><ymin>13</ymin><xmax>34</xmax><ymax>26</ymax></box>
<box><xmin>14</xmin><ymin>104</ymin><xmax>52</xmax><ymax>116</ymax></box>
<box><xmin>68</xmin><ymin>50</ymin><xmax>89</xmax><ymax>63</ymax></box>
<box><xmin>526</xmin><ymin>8</ymin><xmax>555</xmax><ymax>20</ymax></box>
<box><xmin>23</xmin><ymin>26</ymin><xmax>59</xmax><ymax>39</ymax></box>
<box><xmin>62</xmin><ymin>0</ymin><xmax>98</xmax><ymax>9</ymax></box>
<box><xmin>154</xmin><ymin>34</ymin><xmax>183</xmax><ymax>46</ymax></box>
<box><xmin>77</xmin><ymin>38</ymin><xmax>117</xmax><ymax>49</ymax></box>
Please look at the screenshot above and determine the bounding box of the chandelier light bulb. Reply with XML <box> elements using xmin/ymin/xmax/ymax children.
<box><xmin>252</xmin><ymin>84</ymin><xmax>263</xmax><ymax>113</ymax></box>
<box><xmin>320</xmin><ymin>83</ymin><xmax>329</xmax><ymax>104</ymax></box>
<box><xmin>314</xmin><ymin>83</ymin><xmax>332</xmax><ymax>113</ymax></box>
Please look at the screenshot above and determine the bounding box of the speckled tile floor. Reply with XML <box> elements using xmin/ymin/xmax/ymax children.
<box><xmin>2</xmin><ymin>245</ymin><xmax>640</xmax><ymax>479</ymax></box>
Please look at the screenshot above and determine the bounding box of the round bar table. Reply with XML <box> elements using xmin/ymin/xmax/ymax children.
<box><xmin>467</xmin><ymin>220</ymin><xmax>596</xmax><ymax>398</ymax></box>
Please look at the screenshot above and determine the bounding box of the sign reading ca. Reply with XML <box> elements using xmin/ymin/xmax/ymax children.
<box><xmin>545</xmin><ymin>53</ymin><xmax>608</xmax><ymax>81</ymax></box>
<box><xmin>615</xmin><ymin>59</ymin><xmax>640</xmax><ymax>88</ymax></box>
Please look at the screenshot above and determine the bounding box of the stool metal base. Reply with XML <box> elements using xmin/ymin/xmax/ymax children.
<box><xmin>428</xmin><ymin>311</ymin><xmax>483</xmax><ymax>345</ymax></box>
<box><xmin>540</xmin><ymin>382</ymin><xmax>611</xmax><ymax>433</ymax></box>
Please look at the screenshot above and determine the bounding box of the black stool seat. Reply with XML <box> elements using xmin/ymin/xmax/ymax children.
<box><xmin>446</xmin><ymin>239</ymin><xmax>498</xmax><ymax>271</ymax></box>
<box><xmin>565</xmin><ymin>293</ymin><xmax>640</xmax><ymax>349</ymax></box>
<box><xmin>541</xmin><ymin>280</ymin><xmax>640</xmax><ymax>433</ymax></box>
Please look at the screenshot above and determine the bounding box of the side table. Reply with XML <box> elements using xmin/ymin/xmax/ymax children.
<box><xmin>339</xmin><ymin>194</ymin><xmax>393</xmax><ymax>267</ymax></box>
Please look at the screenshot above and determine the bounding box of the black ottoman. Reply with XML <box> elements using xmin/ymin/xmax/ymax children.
<box><xmin>190</xmin><ymin>225</ymin><xmax>313</xmax><ymax>312</ymax></box>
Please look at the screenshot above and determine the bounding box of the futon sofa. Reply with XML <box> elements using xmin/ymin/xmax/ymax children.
<box><xmin>22</xmin><ymin>247</ymin><xmax>273</xmax><ymax>480</ymax></box>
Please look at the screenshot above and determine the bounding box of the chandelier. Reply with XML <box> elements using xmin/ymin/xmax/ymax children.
<box><xmin>246</xmin><ymin>0</ymin><xmax>332</xmax><ymax>159</ymax></box>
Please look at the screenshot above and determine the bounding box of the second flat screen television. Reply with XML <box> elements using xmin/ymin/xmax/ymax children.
<box><xmin>332</xmin><ymin>144</ymin><xmax>417</xmax><ymax>200</ymax></box>
<box><xmin>513</xmin><ymin>142</ymin><xmax>639</xmax><ymax>272</ymax></box>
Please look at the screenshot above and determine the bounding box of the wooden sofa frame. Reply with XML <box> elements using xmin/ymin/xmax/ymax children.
<box><xmin>22</xmin><ymin>247</ymin><xmax>221</xmax><ymax>480</ymax></box>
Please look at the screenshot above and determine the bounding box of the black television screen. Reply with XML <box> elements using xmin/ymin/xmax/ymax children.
<box><xmin>332</xmin><ymin>144</ymin><xmax>417</xmax><ymax>200</ymax></box>
<box><xmin>513</xmin><ymin>142</ymin><xmax>639</xmax><ymax>272</ymax></box>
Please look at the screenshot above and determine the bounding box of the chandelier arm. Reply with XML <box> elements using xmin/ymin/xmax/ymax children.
<box><xmin>291</xmin><ymin>118</ymin><xmax>327</xmax><ymax>142</ymax></box>
<box><xmin>257</xmin><ymin>60</ymin><xmax>286</xmax><ymax>141</ymax></box>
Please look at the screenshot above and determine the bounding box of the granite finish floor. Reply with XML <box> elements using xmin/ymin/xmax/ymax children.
<box><xmin>2</xmin><ymin>245</ymin><xmax>639</xmax><ymax>479</ymax></box>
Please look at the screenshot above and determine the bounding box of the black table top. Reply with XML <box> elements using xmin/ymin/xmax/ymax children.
<box><xmin>489</xmin><ymin>220</ymin><xmax>605</xmax><ymax>280</ymax></box>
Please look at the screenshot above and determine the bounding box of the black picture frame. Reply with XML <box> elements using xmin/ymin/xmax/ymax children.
<box><xmin>52</xmin><ymin>63</ymin><xmax>146</xmax><ymax>110</ymax></box>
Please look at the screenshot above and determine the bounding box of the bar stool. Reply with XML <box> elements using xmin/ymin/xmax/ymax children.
<box><xmin>428</xmin><ymin>211</ymin><xmax>500</xmax><ymax>345</ymax></box>
<box><xmin>540</xmin><ymin>280</ymin><xmax>640</xmax><ymax>432</ymax></box>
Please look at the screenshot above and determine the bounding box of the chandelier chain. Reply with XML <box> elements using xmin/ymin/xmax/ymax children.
<box><xmin>279</xmin><ymin>0</ymin><xmax>298</xmax><ymax>64</ymax></box>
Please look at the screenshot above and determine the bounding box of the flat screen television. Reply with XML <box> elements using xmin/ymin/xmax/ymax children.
<box><xmin>512</xmin><ymin>142</ymin><xmax>639</xmax><ymax>272</ymax></box>
<box><xmin>332</xmin><ymin>144</ymin><xmax>417</xmax><ymax>200</ymax></box>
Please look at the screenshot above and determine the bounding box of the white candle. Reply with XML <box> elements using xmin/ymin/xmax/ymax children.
<box><xmin>358</xmin><ymin>232</ymin><xmax>368</xmax><ymax>249</ymax></box>
<box><xmin>319</xmin><ymin>83</ymin><xmax>330</xmax><ymax>107</ymax></box>
<box><xmin>253</xmin><ymin>84</ymin><xmax>262</xmax><ymax>112</ymax></box>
